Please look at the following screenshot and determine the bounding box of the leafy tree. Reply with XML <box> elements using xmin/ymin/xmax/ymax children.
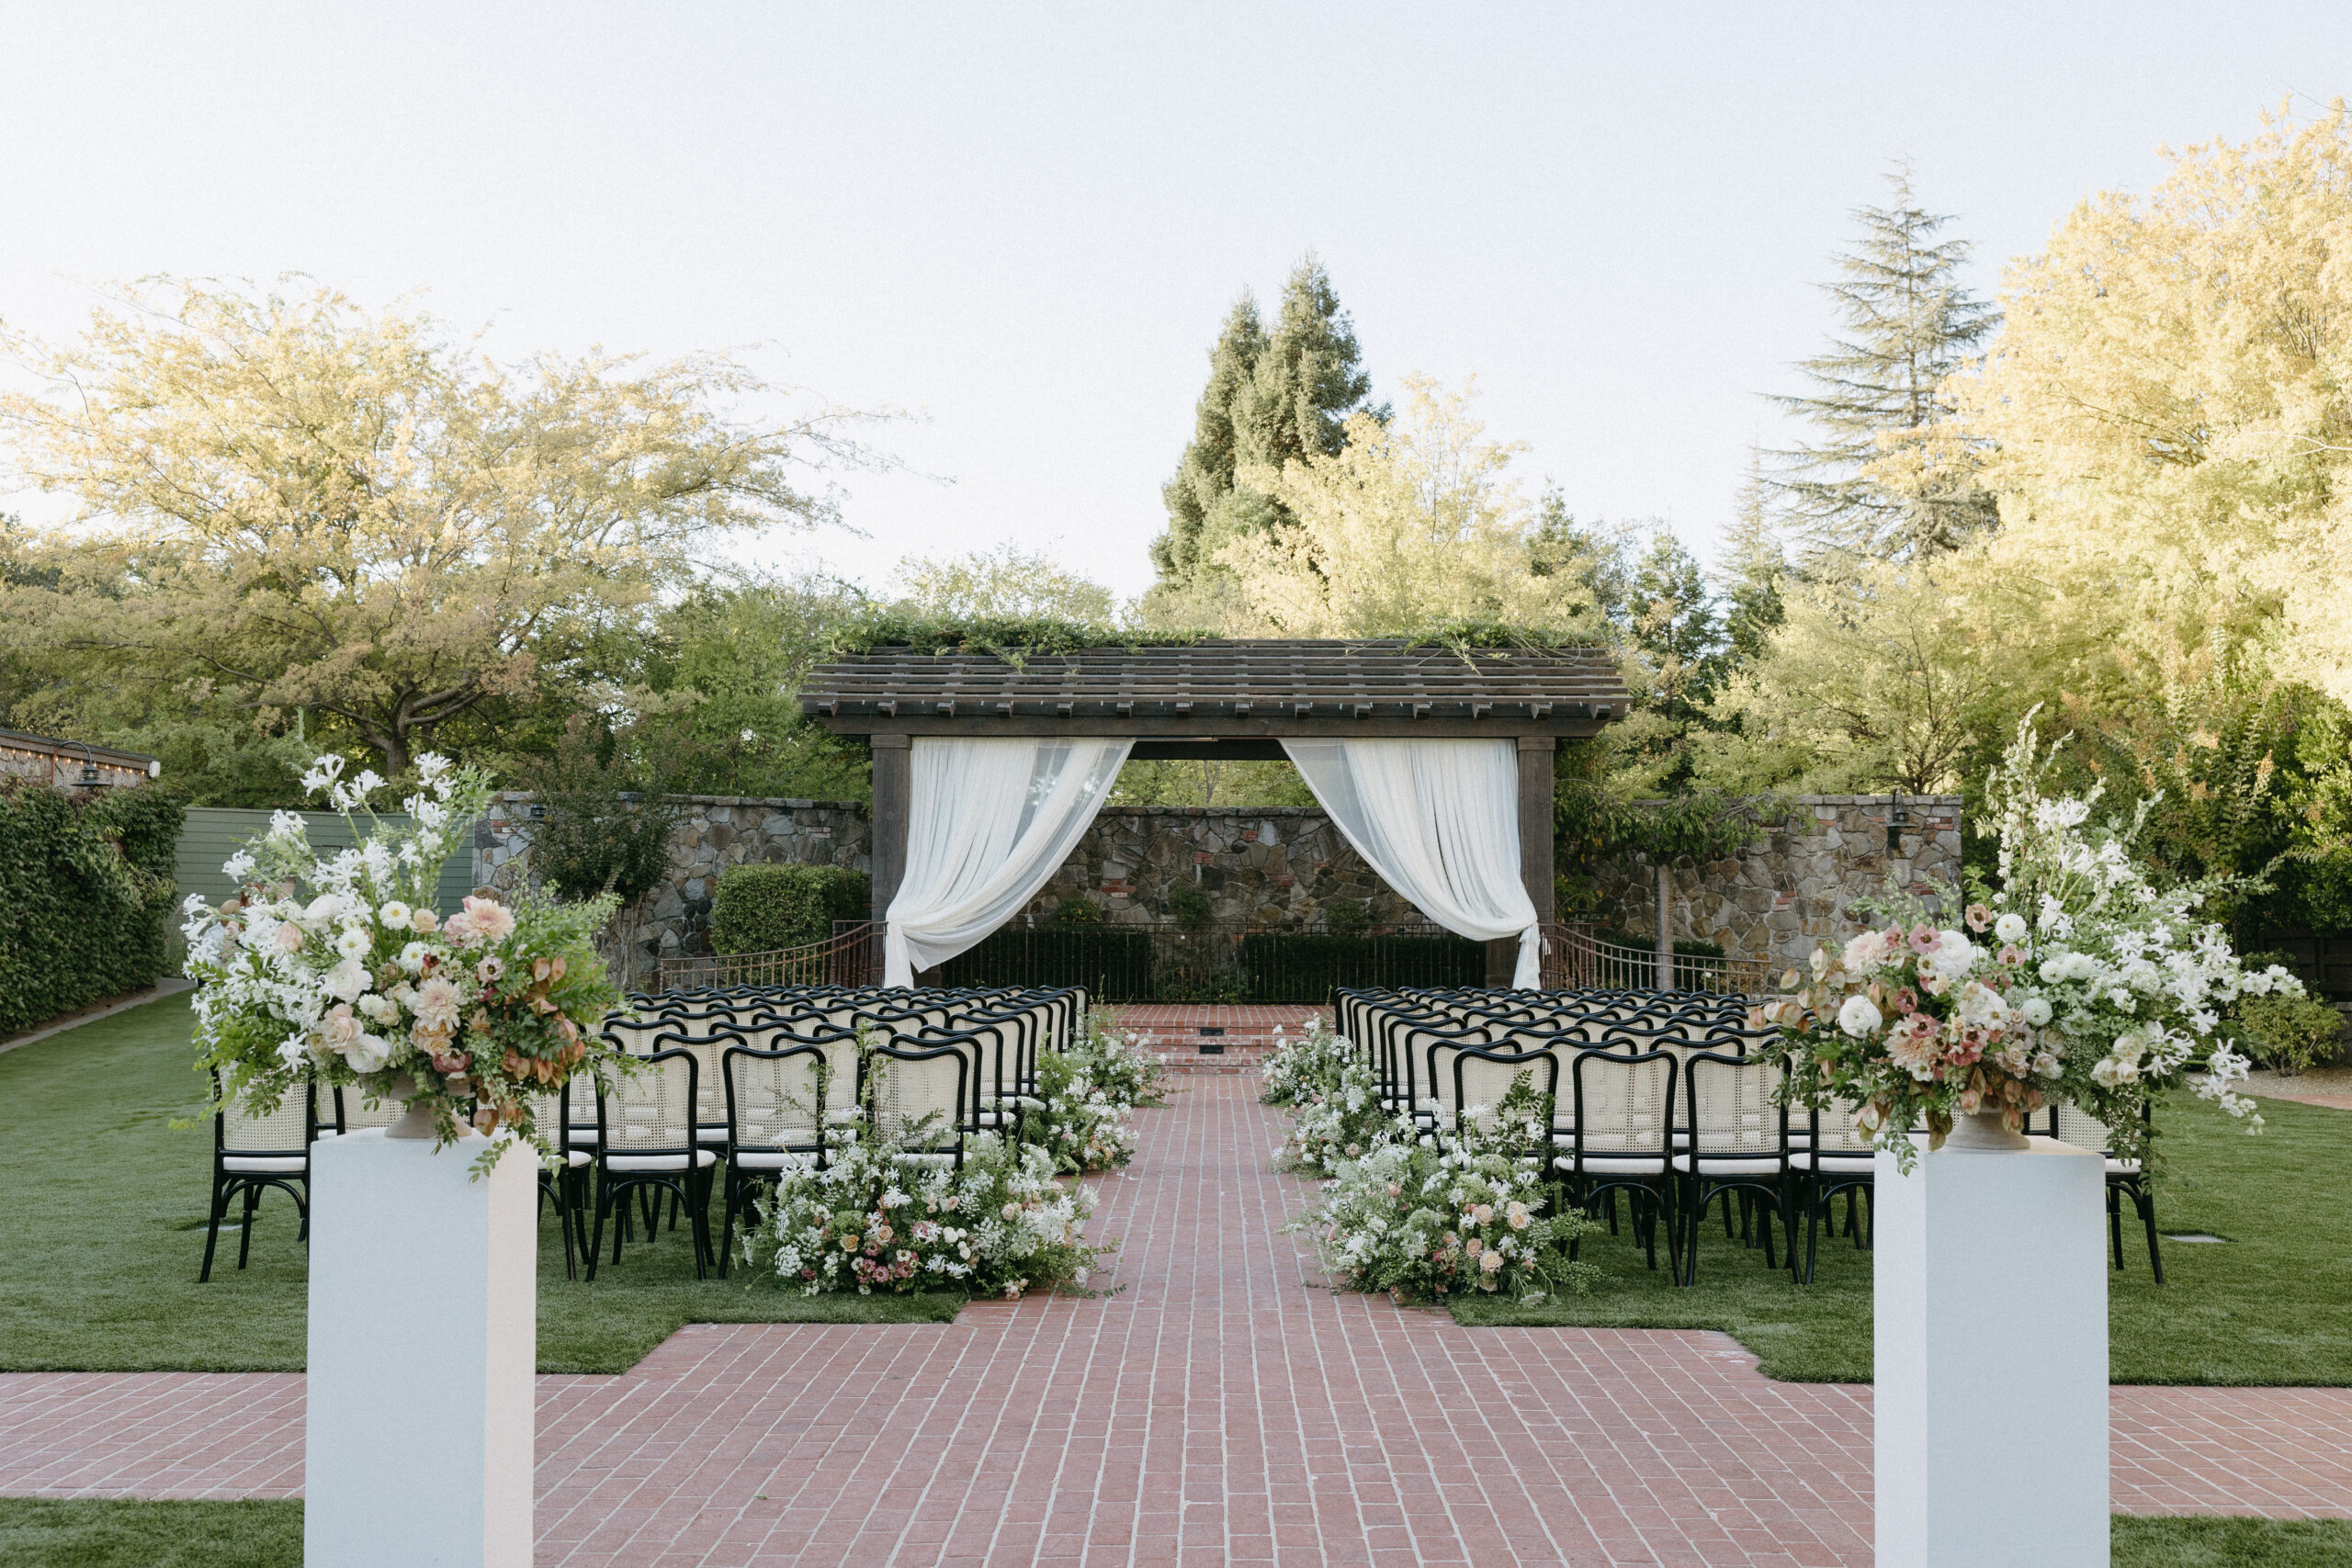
<box><xmin>1213</xmin><ymin>376</ymin><xmax>1600</xmax><ymax>638</ymax></box>
<box><xmin>1769</xmin><ymin>165</ymin><xmax>2000</xmax><ymax>568</ymax></box>
<box><xmin>632</xmin><ymin>577</ymin><xmax>872</xmax><ymax>801</ymax></box>
<box><xmin>1148</xmin><ymin>255</ymin><xmax>1380</xmax><ymax>614</ymax></box>
<box><xmin>895</xmin><ymin>543</ymin><xmax>1118</xmax><ymax>623</ymax></box>
<box><xmin>514</xmin><ymin>717</ymin><xmax>692</xmax><ymax>905</ymax></box>
<box><xmin>0</xmin><ymin>277</ymin><xmax>892</xmax><ymax>773</ymax></box>
<box><xmin>1950</xmin><ymin>102</ymin><xmax>2352</xmax><ymax>712</ymax></box>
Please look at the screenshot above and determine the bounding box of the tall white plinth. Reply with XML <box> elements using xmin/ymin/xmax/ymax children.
<box><xmin>308</xmin><ymin>1129</ymin><xmax>537</xmax><ymax>1568</ymax></box>
<box><xmin>1875</xmin><ymin>1134</ymin><xmax>2106</xmax><ymax>1568</ymax></box>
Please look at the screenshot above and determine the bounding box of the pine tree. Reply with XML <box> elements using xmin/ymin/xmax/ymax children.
<box><xmin>1770</xmin><ymin>166</ymin><xmax>1999</xmax><ymax>567</ymax></box>
<box><xmin>1623</xmin><ymin>531</ymin><xmax>1724</xmax><ymax>716</ymax></box>
<box><xmin>1149</xmin><ymin>254</ymin><xmax>1377</xmax><ymax>596</ymax></box>
<box><xmin>1718</xmin><ymin>452</ymin><xmax>1786</xmax><ymax>669</ymax></box>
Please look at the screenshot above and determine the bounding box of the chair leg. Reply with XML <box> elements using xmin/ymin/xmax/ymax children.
<box><xmin>1803</xmin><ymin>1184</ymin><xmax>1823</xmax><ymax>1286</ymax></box>
<box><xmin>2135</xmin><ymin>1184</ymin><xmax>2164</xmax><ymax>1284</ymax></box>
<box><xmin>236</xmin><ymin>1184</ymin><xmax>259</xmax><ymax>1270</ymax></box>
<box><xmin>198</xmin><ymin>1177</ymin><xmax>230</xmax><ymax>1283</ymax></box>
<box><xmin>2109</xmin><ymin>1183</ymin><xmax>2125</xmax><ymax>1270</ymax></box>
<box><xmin>718</xmin><ymin>1173</ymin><xmax>741</xmax><ymax>1280</ymax></box>
<box><xmin>586</xmin><ymin>1178</ymin><xmax>612</xmax><ymax>1281</ymax></box>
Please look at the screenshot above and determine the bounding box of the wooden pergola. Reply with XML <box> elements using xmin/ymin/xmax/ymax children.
<box><xmin>800</xmin><ymin>638</ymin><xmax>1631</xmax><ymax>984</ymax></box>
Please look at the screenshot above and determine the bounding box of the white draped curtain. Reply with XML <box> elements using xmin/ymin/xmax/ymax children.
<box><xmin>884</xmin><ymin>737</ymin><xmax>1133</xmax><ymax>987</ymax></box>
<box><xmin>1281</xmin><ymin>739</ymin><xmax>1544</xmax><ymax>988</ymax></box>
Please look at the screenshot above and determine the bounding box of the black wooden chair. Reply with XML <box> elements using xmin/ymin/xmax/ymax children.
<box><xmin>199</xmin><ymin>1074</ymin><xmax>317</xmax><ymax>1282</ymax></box>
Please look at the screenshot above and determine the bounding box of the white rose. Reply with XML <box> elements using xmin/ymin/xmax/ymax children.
<box><xmin>302</xmin><ymin>894</ymin><xmax>343</xmax><ymax>927</ymax></box>
<box><xmin>2090</xmin><ymin>1057</ymin><xmax>2120</xmax><ymax>1088</ymax></box>
<box><xmin>378</xmin><ymin>901</ymin><xmax>413</xmax><ymax>930</ymax></box>
<box><xmin>1993</xmin><ymin>912</ymin><xmax>2028</xmax><ymax>944</ymax></box>
<box><xmin>345</xmin><ymin>1032</ymin><xmax>391</xmax><ymax>1074</ymax></box>
<box><xmin>2020</xmin><ymin>997</ymin><xmax>2053</xmax><ymax>1027</ymax></box>
<box><xmin>1838</xmin><ymin>996</ymin><xmax>1883</xmax><ymax>1037</ymax></box>
<box><xmin>1931</xmin><ymin>930</ymin><xmax>1976</xmax><ymax>971</ymax></box>
<box><xmin>324</xmin><ymin>957</ymin><xmax>370</xmax><ymax>1002</ymax></box>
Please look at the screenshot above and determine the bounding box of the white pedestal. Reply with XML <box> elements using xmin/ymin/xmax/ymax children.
<box><xmin>1874</xmin><ymin>1134</ymin><xmax>2106</xmax><ymax>1568</ymax></box>
<box><xmin>307</xmin><ymin>1129</ymin><xmax>537</xmax><ymax>1568</ymax></box>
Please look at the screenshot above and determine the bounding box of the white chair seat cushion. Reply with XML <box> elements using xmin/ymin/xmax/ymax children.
<box><xmin>1672</xmin><ymin>1154</ymin><xmax>1783</xmax><ymax>1176</ymax></box>
<box><xmin>733</xmin><ymin>1150</ymin><xmax>818</xmax><ymax>1171</ymax></box>
<box><xmin>697</xmin><ymin>1127</ymin><xmax>728</xmax><ymax>1145</ymax></box>
<box><xmin>889</xmin><ymin>1152</ymin><xmax>958</xmax><ymax>1168</ymax></box>
<box><xmin>2108</xmin><ymin>1158</ymin><xmax>2141</xmax><ymax>1177</ymax></box>
<box><xmin>977</xmin><ymin>1111</ymin><xmax>1011</xmax><ymax>1126</ymax></box>
<box><xmin>605</xmin><ymin>1150</ymin><xmax>718</xmax><ymax>1172</ymax></box>
<box><xmin>313</xmin><ymin>1129</ymin><xmax>338</xmax><ymax>1140</ymax></box>
<box><xmin>223</xmin><ymin>1155</ymin><xmax>307</xmax><ymax>1174</ymax></box>
<box><xmin>1557</xmin><ymin>1155</ymin><xmax>1668</xmax><ymax>1176</ymax></box>
<box><xmin>1789</xmin><ymin>1152</ymin><xmax>1873</xmax><ymax>1173</ymax></box>
<box><xmin>1011</xmin><ymin>1096</ymin><xmax>1045</xmax><ymax>1111</ymax></box>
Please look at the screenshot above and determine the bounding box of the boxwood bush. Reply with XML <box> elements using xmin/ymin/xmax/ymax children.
<box><xmin>708</xmin><ymin>863</ymin><xmax>872</xmax><ymax>954</ymax></box>
<box><xmin>0</xmin><ymin>781</ymin><xmax>188</xmax><ymax>1034</ymax></box>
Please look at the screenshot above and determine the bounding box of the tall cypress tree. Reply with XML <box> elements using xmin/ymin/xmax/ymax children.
<box><xmin>1718</xmin><ymin>452</ymin><xmax>1787</xmax><ymax>669</ymax></box>
<box><xmin>1150</xmin><ymin>254</ymin><xmax>1377</xmax><ymax>592</ymax></box>
<box><xmin>1769</xmin><ymin>166</ymin><xmax>1999</xmax><ymax>568</ymax></box>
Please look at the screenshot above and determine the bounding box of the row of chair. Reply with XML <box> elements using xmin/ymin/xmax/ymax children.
<box><xmin>198</xmin><ymin>985</ymin><xmax>1087</xmax><ymax>1285</ymax></box>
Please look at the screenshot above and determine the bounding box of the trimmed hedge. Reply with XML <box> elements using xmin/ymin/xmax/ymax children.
<box><xmin>708</xmin><ymin>863</ymin><xmax>872</xmax><ymax>955</ymax></box>
<box><xmin>0</xmin><ymin>781</ymin><xmax>188</xmax><ymax>1034</ymax></box>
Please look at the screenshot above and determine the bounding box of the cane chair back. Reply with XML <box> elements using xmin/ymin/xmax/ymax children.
<box><xmin>1680</xmin><ymin>1052</ymin><xmax>1786</xmax><ymax>1166</ymax></box>
<box><xmin>1807</xmin><ymin>1095</ymin><xmax>1877</xmax><ymax>1159</ymax></box>
<box><xmin>603</xmin><ymin>1016</ymin><xmax>673</xmax><ymax>1055</ymax></box>
<box><xmin>599</xmin><ymin>1050</ymin><xmax>700</xmax><ymax>1165</ymax></box>
<box><xmin>221</xmin><ymin>1078</ymin><xmax>314</xmax><ymax>1160</ymax></box>
<box><xmin>862</xmin><ymin>1043</ymin><xmax>970</xmax><ymax>1166</ymax></box>
<box><xmin>724</xmin><ymin>1044</ymin><xmax>827</xmax><ymax>1163</ymax></box>
<box><xmin>333</xmin><ymin>1081</ymin><xmax>402</xmax><ymax>1135</ymax></box>
<box><xmin>1453</xmin><ymin>1046</ymin><xmax>1558</xmax><ymax>1134</ymax></box>
<box><xmin>1570</xmin><ymin>1049</ymin><xmax>1676</xmax><ymax>1158</ymax></box>
<box><xmin>2052</xmin><ymin>1102</ymin><xmax>2115</xmax><ymax>1156</ymax></box>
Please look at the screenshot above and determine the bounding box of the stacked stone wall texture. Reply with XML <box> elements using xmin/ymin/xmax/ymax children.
<box><xmin>472</xmin><ymin>791</ymin><xmax>1958</xmax><ymax>977</ymax></box>
<box><xmin>1023</xmin><ymin>807</ymin><xmax>1419</xmax><ymax>928</ymax></box>
<box><xmin>1585</xmin><ymin>795</ymin><xmax>1964</xmax><ymax>974</ymax></box>
<box><xmin>473</xmin><ymin>793</ymin><xmax>870</xmax><ymax>966</ymax></box>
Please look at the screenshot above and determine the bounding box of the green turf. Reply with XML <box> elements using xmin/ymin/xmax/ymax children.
<box><xmin>1</xmin><ymin>1498</ymin><xmax>2343</xmax><ymax>1567</ymax></box>
<box><xmin>0</xmin><ymin>994</ymin><xmax>961</xmax><ymax>1375</ymax></box>
<box><xmin>0</xmin><ymin>1498</ymin><xmax>301</xmax><ymax>1568</ymax></box>
<box><xmin>2110</xmin><ymin>1516</ymin><xmax>2352</xmax><ymax>1567</ymax></box>
<box><xmin>1452</xmin><ymin>1091</ymin><xmax>2352</xmax><ymax>1385</ymax></box>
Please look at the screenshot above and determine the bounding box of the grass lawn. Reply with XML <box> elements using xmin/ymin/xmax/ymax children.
<box><xmin>2</xmin><ymin>1500</ymin><xmax>2344</xmax><ymax>1568</ymax></box>
<box><xmin>1453</xmin><ymin>1091</ymin><xmax>2352</xmax><ymax>1385</ymax></box>
<box><xmin>0</xmin><ymin>995</ymin><xmax>960</xmax><ymax>1376</ymax></box>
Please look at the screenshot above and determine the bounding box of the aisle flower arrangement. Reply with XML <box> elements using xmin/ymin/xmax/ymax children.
<box><xmin>179</xmin><ymin>754</ymin><xmax>622</xmax><ymax>1170</ymax></box>
<box><xmin>1286</xmin><ymin>1074</ymin><xmax>1599</xmax><ymax>1303</ymax></box>
<box><xmin>1259</xmin><ymin>1016</ymin><xmax>1351</xmax><ymax>1106</ymax></box>
<box><xmin>1757</xmin><ymin>716</ymin><xmax>2299</xmax><ymax>1166</ymax></box>
<box><xmin>1274</xmin><ymin>1051</ymin><xmax>1389</xmax><ymax>1176</ymax></box>
<box><xmin>754</xmin><ymin>1115</ymin><xmax>1103</xmax><ymax>1297</ymax></box>
<box><xmin>1018</xmin><ymin>1014</ymin><xmax>1168</xmax><ymax>1173</ymax></box>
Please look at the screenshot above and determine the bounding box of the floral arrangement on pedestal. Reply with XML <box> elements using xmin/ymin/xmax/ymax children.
<box><xmin>179</xmin><ymin>754</ymin><xmax>623</xmax><ymax>1170</ymax></box>
<box><xmin>1757</xmin><ymin>717</ymin><xmax>2301</xmax><ymax>1167</ymax></box>
<box><xmin>1285</xmin><ymin>1074</ymin><xmax>1600</xmax><ymax>1303</ymax></box>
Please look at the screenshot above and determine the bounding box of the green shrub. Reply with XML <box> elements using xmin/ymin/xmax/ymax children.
<box><xmin>1053</xmin><ymin>896</ymin><xmax>1104</xmax><ymax>925</ymax></box>
<box><xmin>1167</xmin><ymin>882</ymin><xmax>1213</xmax><ymax>929</ymax></box>
<box><xmin>2234</xmin><ymin>990</ymin><xmax>2346</xmax><ymax>1075</ymax></box>
<box><xmin>1323</xmin><ymin>897</ymin><xmax>1369</xmax><ymax>936</ymax></box>
<box><xmin>708</xmin><ymin>863</ymin><xmax>871</xmax><ymax>954</ymax></box>
<box><xmin>0</xmin><ymin>781</ymin><xmax>187</xmax><ymax>1034</ymax></box>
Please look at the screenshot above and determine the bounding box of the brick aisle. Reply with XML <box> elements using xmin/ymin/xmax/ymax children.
<box><xmin>4</xmin><ymin>1077</ymin><xmax>2351</xmax><ymax>1566</ymax></box>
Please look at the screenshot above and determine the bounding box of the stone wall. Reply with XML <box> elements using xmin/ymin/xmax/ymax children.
<box><xmin>1021</xmin><ymin>807</ymin><xmax>1421</xmax><ymax>929</ymax></box>
<box><xmin>469</xmin><ymin>790</ymin><xmax>1960</xmax><ymax>980</ymax></box>
<box><xmin>1586</xmin><ymin>795</ymin><xmax>1965</xmax><ymax>974</ymax></box>
<box><xmin>473</xmin><ymin>794</ymin><xmax>870</xmax><ymax>970</ymax></box>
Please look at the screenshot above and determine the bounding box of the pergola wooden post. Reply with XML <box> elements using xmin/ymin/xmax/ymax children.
<box><xmin>804</xmin><ymin>639</ymin><xmax>1624</xmax><ymax>987</ymax></box>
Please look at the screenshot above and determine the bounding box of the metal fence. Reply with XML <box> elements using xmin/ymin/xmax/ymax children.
<box><xmin>657</xmin><ymin>919</ymin><xmax>1773</xmax><ymax>1001</ymax></box>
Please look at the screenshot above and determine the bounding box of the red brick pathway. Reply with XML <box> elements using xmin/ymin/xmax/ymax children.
<box><xmin>4</xmin><ymin>1077</ymin><xmax>2350</xmax><ymax>1565</ymax></box>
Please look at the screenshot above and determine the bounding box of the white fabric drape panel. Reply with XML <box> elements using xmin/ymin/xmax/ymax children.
<box><xmin>885</xmin><ymin>737</ymin><xmax>1133</xmax><ymax>987</ymax></box>
<box><xmin>1280</xmin><ymin>739</ymin><xmax>1544</xmax><ymax>988</ymax></box>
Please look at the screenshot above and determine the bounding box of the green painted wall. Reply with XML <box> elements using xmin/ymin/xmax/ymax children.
<box><xmin>175</xmin><ymin>808</ymin><xmax>476</xmax><ymax>918</ymax></box>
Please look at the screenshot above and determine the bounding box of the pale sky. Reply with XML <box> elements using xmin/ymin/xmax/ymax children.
<box><xmin>4</xmin><ymin>4</ymin><xmax>2347</xmax><ymax>602</ymax></box>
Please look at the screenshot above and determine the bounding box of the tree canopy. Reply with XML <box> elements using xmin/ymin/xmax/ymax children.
<box><xmin>0</xmin><ymin>277</ymin><xmax>892</xmax><ymax>773</ymax></box>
